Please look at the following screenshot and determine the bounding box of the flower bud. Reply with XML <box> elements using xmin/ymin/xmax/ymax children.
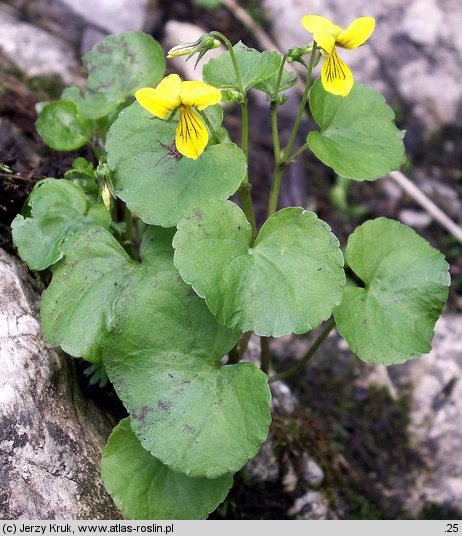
<box><xmin>101</xmin><ymin>183</ymin><xmax>111</xmax><ymax>210</ymax></box>
<box><xmin>287</xmin><ymin>42</ymin><xmax>314</xmax><ymax>64</ymax></box>
<box><xmin>167</xmin><ymin>34</ymin><xmax>221</xmax><ymax>67</ymax></box>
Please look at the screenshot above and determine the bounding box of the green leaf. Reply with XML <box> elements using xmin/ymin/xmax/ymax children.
<box><xmin>35</xmin><ymin>100</ymin><xmax>90</xmax><ymax>151</ymax></box>
<box><xmin>101</xmin><ymin>419</ymin><xmax>233</xmax><ymax>520</ymax></box>
<box><xmin>254</xmin><ymin>59</ymin><xmax>297</xmax><ymax>96</ymax></box>
<box><xmin>307</xmin><ymin>79</ymin><xmax>405</xmax><ymax>180</ymax></box>
<box><xmin>61</xmin><ymin>86</ymin><xmax>119</xmax><ymax>120</ymax></box>
<box><xmin>105</xmin><ymin>103</ymin><xmax>246</xmax><ymax>227</ymax></box>
<box><xmin>11</xmin><ymin>179</ymin><xmax>110</xmax><ymax>270</ymax></box>
<box><xmin>173</xmin><ymin>200</ymin><xmax>345</xmax><ymax>337</ymax></box>
<box><xmin>140</xmin><ymin>226</ymin><xmax>176</xmax><ymax>272</ymax></box>
<box><xmin>334</xmin><ymin>218</ymin><xmax>450</xmax><ymax>364</ymax></box>
<box><xmin>41</xmin><ymin>226</ymin><xmax>136</xmax><ymax>362</ymax></box>
<box><xmin>83</xmin><ymin>32</ymin><xmax>165</xmax><ymax>112</ymax></box>
<box><xmin>103</xmin><ymin>270</ymin><xmax>271</xmax><ymax>478</ymax></box>
<box><xmin>203</xmin><ymin>42</ymin><xmax>281</xmax><ymax>92</ymax></box>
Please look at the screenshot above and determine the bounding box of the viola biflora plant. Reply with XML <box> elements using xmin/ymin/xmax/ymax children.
<box><xmin>11</xmin><ymin>16</ymin><xmax>450</xmax><ymax>519</ymax></box>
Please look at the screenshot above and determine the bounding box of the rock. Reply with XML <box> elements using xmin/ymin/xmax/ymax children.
<box><xmin>262</xmin><ymin>0</ymin><xmax>462</xmax><ymax>134</ymax></box>
<box><xmin>288</xmin><ymin>491</ymin><xmax>337</xmax><ymax>519</ymax></box>
<box><xmin>163</xmin><ymin>20</ymin><xmax>225</xmax><ymax>81</ymax></box>
<box><xmin>58</xmin><ymin>0</ymin><xmax>149</xmax><ymax>34</ymax></box>
<box><xmin>389</xmin><ymin>315</ymin><xmax>462</xmax><ymax>516</ymax></box>
<box><xmin>398</xmin><ymin>209</ymin><xmax>432</xmax><ymax>229</ymax></box>
<box><xmin>243</xmin><ymin>436</ymin><xmax>280</xmax><ymax>484</ymax></box>
<box><xmin>0</xmin><ymin>10</ymin><xmax>81</xmax><ymax>85</ymax></box>
<box><xmin>282</xmin><ymin>460</ymin><xmax>298</xmax><ymax>493</ymax></box>
<box><xmin>0</xmin><ymin>249</ymin><xmax>120</xmax><ymax>519</ymax></box>
<box><xmin>301</xmin><ymin>453</ymin><xmax>324</xmax><ymax>487</ymax></box>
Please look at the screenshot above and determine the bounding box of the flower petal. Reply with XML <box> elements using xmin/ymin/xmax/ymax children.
<box><xmin>321</xmin><ymin>49</ymin><xmax>354</xmax><ymax>97</ymax></box>
<box><xmin>302</xmin><ymin>15</ymin><xmax>342</xmax><ymax>53</ymax></box>
<box><xmin>176</xmin><ymin>107</ymin><xmax>208</xmax><ymax>160</ymax></box>
<box><xmin>135</xmin><ymin>74</ymin><xmax>182</xmax><ymax>119</ymax></box>
<box><xmin>180</xmin><ymin>81</ymin><xmax>222</xmax><ymax>110</ymax></box>
<box><xmin>336</xmin><ymin>16</ymin><xmax>375</xmax><ymax>49</ymax></box>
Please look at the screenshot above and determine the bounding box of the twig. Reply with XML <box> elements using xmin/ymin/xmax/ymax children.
<box><xmin>389</xmin><ymin>170</ymin><xmax>462</xmax><ymax>245</ymax></box>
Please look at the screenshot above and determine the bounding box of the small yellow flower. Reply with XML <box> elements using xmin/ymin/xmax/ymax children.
<box><xmin>302</xmin><ymin>15</ymin><xmax>375</xmax><ymax>97</ymax></box>
<box><xmin>135</xmin><ymin>74</ymin><xmax>222</xmax><ymax>160</ymax></box>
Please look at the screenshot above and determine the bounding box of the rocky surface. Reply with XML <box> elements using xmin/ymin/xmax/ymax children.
<box><xmin>390</xmin><ymin>316</ymin><xmax>462</xmax><ymax>516</ymax></box>
<box><xmin>0</xmin><ymin>249</ymin><xmax>121</xmax><ymax>519</ymax></box>
<box><xmin>262</xmin><ymin>0</ymin><xmax>462</xmax><ymax>136</ymax></box>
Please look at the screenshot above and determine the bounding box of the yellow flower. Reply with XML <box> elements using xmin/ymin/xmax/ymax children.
<box><xmin>135</xmin><ymin>74</ymin><xmax>222</xmax><ymax>160</ymax></box>
<box><xmin>302</xmin><ymin>15</ymin><xmax>375</xmax><ymax>97</ymax></box>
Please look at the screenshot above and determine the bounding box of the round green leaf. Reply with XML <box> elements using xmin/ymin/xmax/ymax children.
<box><xmin>41</xmin><ymin>226</ymin><xmax>137</xmax><ymax>362</ymax></box>
<box><xmin>105</xmin><ymin>103</ymin><xmax>246</xmax><ymax>227</ymax></box>
<box><xmin>173</xmin><ymin>200</ymin><xmax>345</xmax><ymax>337</ymax></box>
<box><xmin>35</xmin><ymin>100</ymin><xmax>90</xmax><ymax>151</ymax></box>
<box><xmin>203</xmin><ymin>42</ymin><xmax>281</xmax><ymax>92</ymax></box>
<box><xmin>102</xmin><ymin>418</ymin><xmax>233</xmax><ymax>520</ymax></box>
<box><xmin>103</xmin><ymin>270</ymin><xmax>271</xmax><ymax>478</ymax></box>
<box><xmin>140</xmin><ymin>226</ymin><xmax>176</xmax><ymax>272</ymax></box>
<box><xmin>61</xmin><ymin>86</ymin><xmax>119</xmax><ymax>120</ymax></box>
<box><xmin>83</xmin><ymin>32</ymin><xmax>165</xmax><ymax>108</ymax></box>
<box><xmin>307</xmin><ymin>79</ymin><xmax>405</xmax><ymax>180</ymax></box>
<box><xmin>334</xmin><ymin>218</ymin><xmax>450</xmax><ymax>364</ymax></box>
<box><xmin>11</xmin><ymin>179</ymin><xmax>110</xmax><ymax>270</ymax></box>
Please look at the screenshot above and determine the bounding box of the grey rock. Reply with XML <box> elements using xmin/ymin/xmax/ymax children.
<box><xmin>243</xmin><ymin>436</ymin><xmax>280</xmax><ymax>484</ymax></box>
<box><xmin>389</xmin><ymin>316</ymin><xmax>462</xmax><ymax>516</ymax></box>
<box><xmin>282</xmin><ymin>460</ymin><xmax>298</xmax><ymax>493</ymax></box>
<box><xmin>301</xmin><ymin>453</ymin><xmax>324</xmax><ymax>487</ymax></box>
<box><xmin>59</xmin><ymin>0</ymin><xmax>149</xmax><ymax>34</ymax></box>
<box><xmin>0</xmin><ymin>10</ymin><xmax>81</xmax><ymax>85</ymax></box>
<box><xmin>398</xmin><ymin>209</ymin><xmax>432</xmax><ymax>230</ymax></box>
<box><xmin>288</xmin><ymin>491</ymin><xmax>337</xmax><ymax>520</ymax></box>
<box><xmin>0</xmin><ymin>250</ymin><xmax>120</xmax><ymax>519</ymax></box>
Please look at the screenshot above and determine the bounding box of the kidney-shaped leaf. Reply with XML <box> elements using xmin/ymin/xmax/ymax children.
<box><xmin>103</xmin><ymin>270</ymin><xmax>271</xmax><ymax>478</ymax></box>
<box><xmin>140</xmin><ymin>226</ymin><xmax>176</xmax><ymax>272</ymax></box>
<box><xmin>105</xmin><ymin>103</ymin><xmax>246</xmax><ymax>227</ymax></box>
<box><xmin>307</xmin><ymin>79</ymin><xmax>405</xmax><ymax>180</ymax></box>
<box><xmin>173</xmin><ymin>200</ymin><xmax>345</xmax><ymax>337</ymax></box>
<box><xmin>203</xmin><ymin>42</ymin><xmax>281</xmax><ymax>91</ymax></box>
<box><xmin>83</xmin><ymin>32</ymin><xmax>165</xmax><ymax>111</ymax></box>
<box><xmin>102</xmin><ymin>418</ymin><xmax>233</xmax><ymax>520</ymax></box>
<box><xmin>334</xmin><ymin>218</ymin><xmax>450</xmax><ymax>364</ymax></box>
<box><xmin>41</xmin><ymin>226</ymin><xmax>138</xmax><ymax>362</ymax></box>
<box><xmin>35</xmin><ymin>100</ymin><xmax>90</xmax><ymax>151</ymax></box>
<box><xmin>12</xmin><ymin>179</ymin><xmax>110</xmax><ymax>270</ymax></box>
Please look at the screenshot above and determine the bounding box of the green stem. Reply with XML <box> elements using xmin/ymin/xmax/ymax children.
<box><xmin>269</xmin><ymin>319</ymin><xmax>335</xmax><ymax>383</ymax></box>
<box><xmin>289</xmin><ymin>141</ymin><xmax>311</xmax><ymax>161</ymax></box>
<box><xmin>212</xmin><ymin>31</ymin><xmax>257</xmax><ymax>240</ymax></box>
<box><xmin>125</xmin><ymin>205</ymin><xmax>133</xmax><ymax>245</ymax></box>
<box><xmin>282</xmin><ymin>45</ymin><xmax>318</xmax><ymax>160</ymax></box>
<box><xmin>267</xmin><ymin>166</ymin><xmax>284</xmax><ymax>218</ymax></box>
<box><xmin>226</xmin><ymin>331</ymin><xmax>253</xmax><ymax>365</ymax></box>
<box><xmin>260</xmin><ymin>337</ymin><xmax>271</xmax><ymax>375</ymax></box>
<box><xmin>239</xmin><ymin>186</ymin><xmax>257</xmax><ymax>241</ymax></box>
<box><xmin>198</xmin><ymin>110</ymin><xmax>220</xmax><ymax>144</ymax></box>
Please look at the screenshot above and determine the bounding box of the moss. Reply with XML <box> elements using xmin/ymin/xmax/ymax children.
<box><xmin>418</xmin><ymin>503</ymin><xmax>462</xmax><ymax>520</ymax></box>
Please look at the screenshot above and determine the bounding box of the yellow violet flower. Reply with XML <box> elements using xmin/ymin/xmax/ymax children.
<box><xmin>135</xmin><ymin>74</ymin><xmax>222</xmax><ymax>160</ymax></box>
<box><xmin>302</xmin><ymin>15</ymin><xmax>375</xmax><ymax>97</ymax></box>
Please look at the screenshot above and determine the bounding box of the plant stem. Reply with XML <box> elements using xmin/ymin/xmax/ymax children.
<box><xmin>269</xmin><ymin>318</ymin><xmax>335</xmax><ymax>383</ymax></box>
<box><xmin>282</xmin><ymin>45</ymin><xmax>318</xmax><ymax>159</ymax></box>
<box><xmin>124</xmin><ymin>205</ymin><xmax>133</xmax><ymax>244</ymax></box>
<box><xmin>212</xmin><ymin>31</ymin><xmax>257</xmax><ymax>241</ymax></box>
<box><xmin>289</xmin><ymin>140</ymin><xmax>311</xmax><ymax>161</ymax></box>
<box><xmin>260</xmin><ymin>336</ymin><xmax>271</xmax><ymax>375</ymax></box>
<box><xmin>198</xmin><ymin>110</ymin><xmax>220</xmax><ymax>144</ymax></box>
<box><xmin>239</xmin><ymin>185</ymin><xmax>257</xmax><ymax>241</ymax></box>
<box><xmin>226</xmin><ymin>331</ymin><xmax>253</xmax><ymax>365</ymax></box>
<box><xmin>267</xmin><ymin>48</ymin><xmax>318</xmax><ymax>218</ymax></box>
